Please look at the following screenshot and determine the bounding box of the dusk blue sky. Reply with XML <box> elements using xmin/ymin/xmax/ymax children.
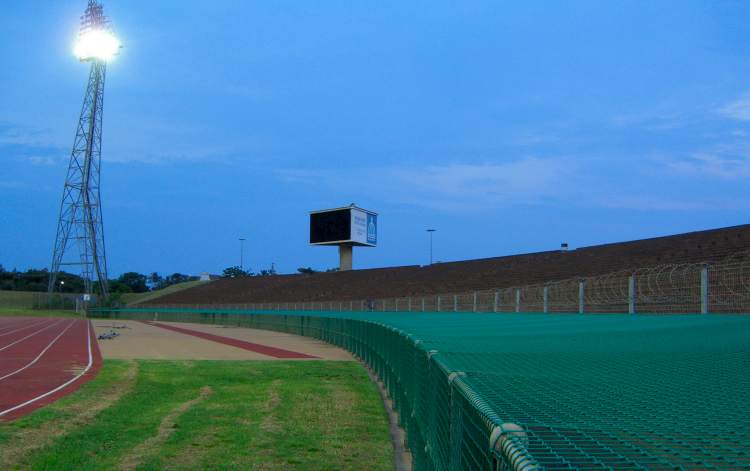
<box><xmin>2</xmin><ymin>1</ymin><xmax>750</xmax><ymax>277</ymax></box>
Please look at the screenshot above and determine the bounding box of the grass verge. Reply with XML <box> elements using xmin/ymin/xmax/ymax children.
<box><xmin>121</xmin><ymin>280</ymin><xmax>209</xmax><ymax>306</ymax></box>
<box><xmin>0</xmin><ymin>360</ymin><xmax>392</xmax><ymax>470</ymax></box>
<box><xmin>0</xmin><ymin>308</ymin><xmax>81</xmax><ymax>318</ymax></box>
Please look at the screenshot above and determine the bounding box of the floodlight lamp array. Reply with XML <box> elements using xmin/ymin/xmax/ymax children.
<box><xmin>74</xmin><ymin>1</ymin><xmax>121</xmax><ymax>62</ymax></box>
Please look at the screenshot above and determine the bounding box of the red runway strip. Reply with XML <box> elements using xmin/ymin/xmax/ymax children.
<box><xmin>143</xmin><ymin>321</ymin><xmax>318</xmax><ymax>359</ymax></box>
<box><xmin>0</xmin><ymin>318</ymin><xmax>102</xmax><ymax>421</ymax></box>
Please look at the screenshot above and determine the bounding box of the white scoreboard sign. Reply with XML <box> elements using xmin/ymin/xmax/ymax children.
<box><xmin>351</xmin><ymin>208</ymin><xmax>377</xmax><ymax>246</ymax></box>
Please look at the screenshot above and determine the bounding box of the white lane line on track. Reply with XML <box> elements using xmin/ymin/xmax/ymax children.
<box><xmin>0</xmin><ymin>319</ymin><xmax>52</xmax><ymax>338</ymax></box>
<box><xmin>0</xmin><ymin>318</ymin><xmax>48</xmax><ymax>332</ymax></box>
<box><xmin>0</xmin><ymin>320</ymin><xmax>31</xmax><ymax>335</ymax></box>
<box><xmin>0</xmin><ymin>320</ymin><xmax>77</xmax><ymax>383</ymax></box>
<box><xmin>0</xmin><ymin>320</ymin><xmax>93</xmax><ymax>418</ymax></box>
<box><xmin>0</xmin><ymin>319</ymin><xmax>52</xmax><ymax>337</ymax></box>
<box><xmin>0</xmin><ymin>319</ymin><xmax>66</xmax><ymax>352</ymax></box>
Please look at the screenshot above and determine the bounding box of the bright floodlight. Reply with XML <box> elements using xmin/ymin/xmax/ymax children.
<box><xmin>74</xmin><ymin>29</ymin><xmax>121</xmax><ymax>61</ymax></box>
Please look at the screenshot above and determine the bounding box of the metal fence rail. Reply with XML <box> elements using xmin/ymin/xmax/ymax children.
<box><xmin>144</xmin><ymin>250</ymin><xmax>750</xmax><ymax>314</ymax></box>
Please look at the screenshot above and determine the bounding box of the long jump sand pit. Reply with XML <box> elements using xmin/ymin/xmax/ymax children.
<box><xmin>94</xmin><ymin>319</ymin><xmax>353</xmax><ymax>361</ymax></box>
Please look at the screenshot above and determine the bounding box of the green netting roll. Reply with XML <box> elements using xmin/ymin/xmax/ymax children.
<box><xmin>93</xmin><ymin>308</ymin><xmax>750</xmax><ymax>470</ymax></box>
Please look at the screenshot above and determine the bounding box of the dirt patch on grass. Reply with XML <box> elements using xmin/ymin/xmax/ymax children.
<box><xmin>0</xmin><ymin>361</ymin><xmax>139</xmax><ymax>468</ymax></box>
<box><xmin>331</xmin><ymin>386</ymin><xmax>356</xmax><ymax>414</ymax></box>
<box><xmin>261</xmin><ymin>379</ymin><xmax>283</xmax><ymax>433</ymax></box>
<box><xmin>119</xmin><ymin>386</ymin><xmax>213</xmax><ymax>471</ymax></box>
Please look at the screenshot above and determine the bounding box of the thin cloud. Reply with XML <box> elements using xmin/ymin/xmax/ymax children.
<box><xmin>279</xmin><ymin>153</ymin><xmax>742</xmax><ymax>212</ymax></box>
<box><xmin>610</xmin><ymin>111</ymin><xmax>687</xmax><ymax>131</ymax></box>
<box><xmin>26</xmin><ymin>155</ymin><xmax>59</xmax><ymax>166</ymax></box>
<box><xmin>718</xmin><ymin>92</ymin><xmax>750</xmax><ymax>121</ymax></box>
<box><xmin>668</xmin><ymin>152</ymin><xmax>750</xmax><ymax>179</ymax></box>
<box><xmin>0</xmin><ymin>181</ymin><xmax>28</xmax><ymax>189</ymax></box>
<box><xmin>278</xmin><ymin>157</ymin><xmax>577</xmax><ymax>211</ymax></box>
<box><xmin>600</xmin><ymin>196</ymin><xmax>721</xmax><ymax>211</ymax></box>
<box><xmin>514</xmin><ymin>133</ymin><xmax>559</xmax><ymax>147</ymax></box>
<box><xmin>394</xmin><ymin>159</ymin><xmax>570</xmax><ymax>201</ymax></box>
<box><xmin>0</xmin><ymin>124</ymin><xmax>57</xmax><ymax>148</ymax></box>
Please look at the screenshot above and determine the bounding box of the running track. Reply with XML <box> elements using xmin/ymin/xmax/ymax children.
<box><xmin>0</xmin><ymin>317</ymin><xmax>102</xmax><ymax>421</ymax></box>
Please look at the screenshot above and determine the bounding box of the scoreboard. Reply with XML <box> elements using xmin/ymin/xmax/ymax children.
<box><xmin>310</xmin><ymin>205</ymin><xmax>377</xmax><ymax>247</ymax></box>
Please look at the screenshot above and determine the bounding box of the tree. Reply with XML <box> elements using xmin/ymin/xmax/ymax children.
<box><xmin>222</xmin><ymin>266</ymin><xmax>248</xmax><ymax>278</ymax></box>
<box><xmin>165</xmin><ymin>273</ymin><xmax>194</xmax><ymax>285</ymax></box>
<box><xmin>297</xmin><ymin>267</ymin><xmax>317</xmax><ymax>274</ymax></box>
<box><xmin>117</xmin><ymin>272</ymin><xmax>149</xmax><ymax>293</ymax></box>
<box><xmin>258</xmin><ymin>264</ymin><xmax>277</xmax><ymax>276</ymax></box>
<box><xmin>56</xmin><ymin>271</ymin><xmax>85</xmax><ymax>293</ymax></box>
<box><xmin>148</xmin><ymin>272</ymin><xmax>163</xmax><ymax>290</ymax></box>
<box><xmin>107</xmin><ymin>280</ymin><xmax>134</xmax><ymax>294</ymax></box>
<box><xmin>258</xmin><ymin>268</ymin><xmax>276</xmax><ymax>276</ymax></box>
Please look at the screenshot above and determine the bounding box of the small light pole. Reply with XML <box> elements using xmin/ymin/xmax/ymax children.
<box><xmin>426</xmin><ymin>229</ymin><xmax>436</xmax><ymax>265</ymax></box>
<box><xmin>59</xmin><ymin>280</ymin><xmax>65</xmax><ymax>311</ymax></box>
<box><xmin>239</xmin><ymin>238</ymin><xmax>246</xmax><ymax>270</ymax></box>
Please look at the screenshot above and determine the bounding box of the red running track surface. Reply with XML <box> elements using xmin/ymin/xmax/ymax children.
<box><xmin>0</xmin><ymin>317</ymin><xmax>102</xmax><ymax>421</ymax></box>
<box><xmin>143</xmin><ymin>321</ymin><xmax>318</xmax><ymax>359</ymax></box>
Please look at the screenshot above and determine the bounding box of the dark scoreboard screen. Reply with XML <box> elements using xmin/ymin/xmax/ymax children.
<box><xmin>310</xmin><ymin>209</ymin><xmax>351</xmax><ymax>244</ymax></box>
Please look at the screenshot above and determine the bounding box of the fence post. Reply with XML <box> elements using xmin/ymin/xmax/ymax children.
<box><xmin>422</xmin><ymin>297</ymin><xmax>425</xmax><ymax>312</ymax></box>
<box><xmin>700</xmin><ymin>266</ymin><xmax>709</xmax><ymax>314</ymax></box>
<box><xmin>578</xmin><ymin>280</ymin><xmax>585</xmax><ymax>314</ymax></box>
<box><xmin>473</xmin><ymin>292</ymin><xmax>477</xmax><ymax>312</ymax></box>
<box><xmin>493</xmin><ymin>291</ymin><xmax>499</xmax><ymax>312</ymax></box>
<box><xmin>437</xmin><ymin>295</ymin><xmax>441</xmax><ymax>312</ymax></box>
<box><xmin>628</xmin><ymin>275</ymin><xmax>636</xmax><ymax>314</ymax></box>
<box><xmin>453</xmin><ymin>294</ymin><xmax>458</xmax><ymax>312</ymax></box>
<box><xmin>515</xmin><ymin>289</ymin><xmax>521</xmax><ymax>313</ymax></box>
<box><xmin>408</xmin><ymin>297</ymin><xmax>412</xmax><ymax>312</ymax></box>
<box><xmin>543</xmin><ymin>286</ymin><xmax>549</xmax><ymax>313</ymax></box>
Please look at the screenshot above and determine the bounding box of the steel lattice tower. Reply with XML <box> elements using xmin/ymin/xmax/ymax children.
<box><xmin>48</xmin><ymin>1</ymin><xmax>119</xmax><ymax>298</ymax></box>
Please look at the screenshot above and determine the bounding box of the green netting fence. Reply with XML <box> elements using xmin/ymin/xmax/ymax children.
<box><xmin>94</xmin><ymin>308</ymin><xmax>750</xmax><ymax>470</ymax></box>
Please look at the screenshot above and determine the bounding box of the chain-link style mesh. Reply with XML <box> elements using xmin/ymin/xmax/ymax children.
<box><xmin>95</xmin><ymin>308</ymin><xmax>750</xmax><ymax>470</ymax></box>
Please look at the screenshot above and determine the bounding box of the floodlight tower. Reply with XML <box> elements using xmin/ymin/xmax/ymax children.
<box><xmin>48</xmin><ymin>1</ymin><xmax>121</xmax><ymax>298</ymax></box>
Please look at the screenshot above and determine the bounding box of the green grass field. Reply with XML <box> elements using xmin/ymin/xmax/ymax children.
<box><xmin>0</xmin><ymin>290</ymin><xmax>81</xmax><ymax>311</ymax></box>
<box><xmin>0</xmin><ymin>360</ymin><xmax>392</xmax><ymax>470</ymax></box>
<box><xmin>0</xmin><ymin>280</ymin><xmax>207</xmax><ymax>311</ymax></box>
<box><xmin>121</xmin><ymin>280</ymin><xmax>208</xmax><ymax>306</ymax></box>
<box><xmin>0</xmin><ymin>291</ymin><xmax>48</xmax><ymax>310</ymax></box>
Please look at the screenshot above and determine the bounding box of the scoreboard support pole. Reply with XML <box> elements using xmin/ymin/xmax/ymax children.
<box><xmin>339</xmin><ymin>245</ymin><xmax>353</xmax><ymax>271</ymax></box>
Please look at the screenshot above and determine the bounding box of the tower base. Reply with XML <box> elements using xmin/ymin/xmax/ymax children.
<box><xmin>339</xmin><ymin>245</ymin><xmax>353</xmax><ymax>271</ymax></box>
